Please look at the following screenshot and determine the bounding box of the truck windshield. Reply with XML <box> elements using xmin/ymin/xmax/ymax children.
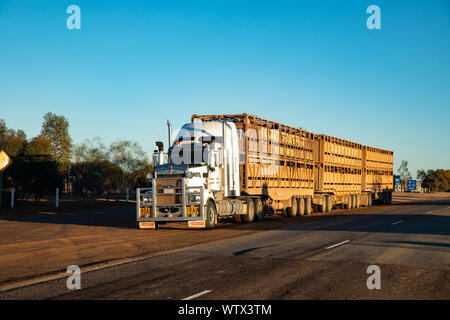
<box><xmin>168</xmin><ymin>143</ymin><xmax>209</xmax><ymax>167</ymax></box>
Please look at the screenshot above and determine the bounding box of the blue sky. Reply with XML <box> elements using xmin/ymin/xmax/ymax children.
<box><xmin>0</xmin><ymin>0</ymin><xmax>449</xmax><ymax>177</ymax></box>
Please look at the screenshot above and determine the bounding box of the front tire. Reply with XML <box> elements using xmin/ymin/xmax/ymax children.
<box><xmin>206</xmin><ymin>201</ymin><xmax>217</xmax><ymax>229</ymax></box>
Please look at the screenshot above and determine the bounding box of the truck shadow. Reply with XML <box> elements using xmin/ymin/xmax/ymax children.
<box><xmin>0</xmin><ymin>204</ymin><xmax>449</xmax><ymax>236</ymax></box>
<box><xmin>0</xmin><ymin>206</ymin><xmax>138</xmax><ymax>229</ymax></box>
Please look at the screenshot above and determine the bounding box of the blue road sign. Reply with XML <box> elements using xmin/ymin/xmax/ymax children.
<box><xmin>407</xmin><ymin>179</ymin><xmax>417</xmax><ymax>191</ymax></box>
<box><xmin>394</xmin><ymin>177</ymin><xmax>401</xmax><ymax>185</ymax></box>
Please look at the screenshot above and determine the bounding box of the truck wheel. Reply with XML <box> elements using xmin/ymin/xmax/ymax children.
<box><xmin>351</xmin><ymin>195</ymin><xmax>356</xmax><ymax>209</ymax></box>
<box><xmin>382</xmin><ymin>192</ymin><xmax>387</xmax><ymax>204</ymax></box>
<box><xmin>325</xmin><ymin>195</ymin><xmax>333</xmax><ymax>212</ymax></box>
<box><xmin>287</xmin><ymin>197</ymin><xmax>297</xmax><ymax>217</ymax></box>
<box><xmin>242</xmin><ymin>198</ymin><xmax>255</xmax><ymax>223</ymax></box>
<box><xmin>356</xmin><ymin>194</ymin><xmax>360</xmax><ymax>208</ymax></box>
<box><xmin>206</xmin><ymin>201</ymin><xmax>217</xmax><ymax>229</ymax></box>
<box><xmin>388</xmin><ymin>191</ymin><xmax>392</xmax><ymax>204</ymax></box>
<box><xmin>297</xmin><ymin>197</ymin><xmax>305</xmax><ymax>215</ymax></box>
<box><xmin>318</xmin><ymin>196</ymin><xmax>326</xmax><ymax>212</ymax></box>
<box><xmin>367</xmin><ymin>194</ymin><xmax>373</xmax><ymax>207</ymax></box>
<box><xmin>344</xmin><ymin>195</ymin><xmax>351</xmax><ymax>209</ymax></box>
<box><xmin>304</xmin><ymin>197</ymin><xmax>312</xmax><ymax>215</ymax></box>
<box><xmin>253</xmin><ymin>198</ymin><xmax>264</xmax><ymax>222</ymax></box>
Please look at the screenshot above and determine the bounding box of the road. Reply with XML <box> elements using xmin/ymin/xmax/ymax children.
<box><xmin>0</xmin><ymin>193</ymin><xmax>449</xmax><ymax>299</ymax></box>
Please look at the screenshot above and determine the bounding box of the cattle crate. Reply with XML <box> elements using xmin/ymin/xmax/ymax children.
<box><xmin>362</xmin><ymin>146</ymin><xmax>394</xmax><ymax>201</ymax></box>
<box><xmin>191</xmin><ymin>113</ymin><xmax>315</xmax><ymax>210</ymax></box>
<box><xmin>313</xmin><ymin>134</ymin><xmax>364</xmax><ymax>209</ymax></box>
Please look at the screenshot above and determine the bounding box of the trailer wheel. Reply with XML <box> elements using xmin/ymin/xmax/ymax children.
<box><xmin>367</xmin><ymin>194</ymin><xmax>373</xmax><ymax>207</ymax></box>
<box><xmin>355</xmin><ymin>194</ymin><xmax>360</xmax><ymax>208</ymax></box>
<box><xmin>287</xmin><ymin>197</ymin><xmax>297</xmax><ymax>217</ymax></box>
<box><xmin>304</xmin><ymin>197</ymin><xmax>312</xmax><ymax>215</ymax></box>
<box><xmin>206</xmin><ymin>201</ymin><xmax>217</xmax><ymax>229</ymax></box>
<box><xmin>253</xmin><ymin>198</ymin><xmax>264</xmax><ymax>222</ymax></box>
<box><xmin>344</xmin><ymin>195</ymin><xmax>352</xmax><ymax>209</ymax></box>
<box><xmin>297</xmin><ymin>197</ymin><xmax>305</xmax><ymax>215</ymax></box>
<box><xmin>318</xmin><ymin>196</ymin><xmax>326</xmax><ymax>212</ymax></box>
<box><xmin>242</xmin><ymin>198</ymin><xmax>255</xmax><ymax>223</ymax></box>
<box><xmin>388</xmin><ymin>191</ymin><xmax>392</xmax><ymax>204</ymax></box>
<box><xmin>325</xmin><ymin>195</ymin><xmax>333</xmax><ymax>212</ymax></box>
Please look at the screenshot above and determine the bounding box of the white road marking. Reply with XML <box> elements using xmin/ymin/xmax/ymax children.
<box><xmin>325</xmin><ymin>240</ymin><xmax>350</xmax><ymax>250</ymax></box>
<box><xmin>391</xmin><ymin>220</ymin><xmax>404</xmax><ymax>225</ymax></box>
<box><xmin>182</xmin><ymin>290</ymin><xmax>212</xmax><ymax>300</ymax></box>
<box><xmin>426</xmin><ymin>210</ymin><xmax>433</xmax><ymax>214</ymax></box>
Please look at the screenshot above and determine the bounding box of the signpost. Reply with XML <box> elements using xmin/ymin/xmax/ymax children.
<box><xmin>0</xmin><ymin>150</ymin><xmax>13</xmax><ymax>209</ymax></box>
<box><xmin>406</xmin><ymin>179</ymin><xmax>417</xmax><ymax>192</ymax></box>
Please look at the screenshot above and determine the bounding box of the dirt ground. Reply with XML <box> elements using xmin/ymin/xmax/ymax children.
<box><xmin>0</xmin><ymin>192</ymin><xmax>448</xmax><ymax>285</ymax></box>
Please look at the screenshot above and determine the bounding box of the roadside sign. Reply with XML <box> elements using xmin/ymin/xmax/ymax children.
<box><xmin>406</xmin><ymin>179</ymin><xmax>417</xmax><ymax>191</ymax></box>
<box><xmin>0</xmin><ymin>151</ymin><xmax>12</xmax><ymax>172</ymax></box>
<box><xmin>394</xmin><ymin>177</ymin><xmax>401</xmax><ymax>185</ymax></box>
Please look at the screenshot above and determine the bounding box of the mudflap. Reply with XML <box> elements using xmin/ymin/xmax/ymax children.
<box><xmin>139</xmin><ymin>221</ymin><xmax>157</xmax><ymax>229</ymax></box>
<box><xmin>188</xmin><ymin>220</ymin><xmax>206</xmax><ymax>229</ymax></box>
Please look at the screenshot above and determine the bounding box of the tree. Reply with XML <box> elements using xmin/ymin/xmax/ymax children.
<box><xmin>41</xmin><ymin>112</ymin><xmax>73</xmax><ymax>167</ymax></box>
<box><xmin>95</xmin><ymin>160</ymin><xmax>123</xmax><ymax>200</ymax></box>
<box><xmin>108</xmin><ymin>140</ymin><xmax>149</xmax><ymax>189</ymax></box>
<box><xmin>73</xmin><ymin>137</ymin><xmax>108</xmax><ymax>163</ymax></box>
<box><xmin>416</xmin><ymin>169</ymin><xmax>427</xmax><ymax>181</ymax></box>
<box><xmin>3</xmin><ymin>154</ymin><xmax>62</xmax><ymax>203</ymax></box>
<box><xmin>24</xmin><ymin>135</ymin><xmax>52</xmax><ymax>156</ymax></box>
<box><xmin>0</xmin><ymin>119</ymin><xmax>27</xmax><ymax>157</ymax></box>
<box><xmin>398</xmin><ymin>160</ymin><xmax>412</xmax><ymax>181</ymax></box>
<box><xmin>128</xmin><ymin>164</ymin><xmax>153</xmax><ymax>190</ymax></box>
<box><xmin>418</xmin><ymin>169</ymin><xmax>450</xmax><ymax>192</ymax></box>
<box><xmin>75</xmin><ymin>160</ymin><xmax>123</xmax><ymax>199</ymax></box>
<box><xmin>108</xmin><ymin>140</ymin><xmax>148</xmax><ymax>173</ymax></box>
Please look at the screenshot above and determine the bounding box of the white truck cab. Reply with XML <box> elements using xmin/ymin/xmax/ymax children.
<box><xmin>137</xmin><ymin>120</ymin><xmax>247</xmax><ymax>229</ymax></box>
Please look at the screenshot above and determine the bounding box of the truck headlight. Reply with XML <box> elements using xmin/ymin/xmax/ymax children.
<box><xmin>143</xmin><ymin>191</ymin><xmax>152</xmax><ymax>203</ymax></box>
<box><xmin>190</xmin><ymin>195</ymin><xmax>201</xmax><ymax>202</ymax></box>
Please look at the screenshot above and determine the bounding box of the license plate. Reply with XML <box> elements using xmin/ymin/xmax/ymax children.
<box><xmin>140</xmin><ymin>207</ymin><xmax>151</xmax><ymax>216</ymax></box>
<box><xmin>163</xmin><ymin>188</ymin><xmax>175</xmax><ymax>194</ymax></box>
<box><xmin>186</xmin><ymin>206</ymin><xmax>199</xmax><ymax>215</ymax></box>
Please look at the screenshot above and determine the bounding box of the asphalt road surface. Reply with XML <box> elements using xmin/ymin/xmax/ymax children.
<box><xmin>0</xmin><ymin>194</ymin><xmax>449</xmax><ymax>300</ymax></box>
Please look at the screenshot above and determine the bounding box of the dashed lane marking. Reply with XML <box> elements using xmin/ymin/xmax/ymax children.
<box><xmin>182</xmin><ymin>290</ymin><xmax>212</xmax><ymax>300</ymax></box>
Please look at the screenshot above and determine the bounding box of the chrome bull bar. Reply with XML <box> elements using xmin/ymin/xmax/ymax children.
<box><xmin>136</xmin><ymin>177</ymin><xmax>205</xmax><ymax>222</ymax></box>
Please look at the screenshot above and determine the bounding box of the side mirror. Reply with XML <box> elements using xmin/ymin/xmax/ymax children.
<box><xmin>147</xmin><ymin>173</ymin><xmax>153</xmax><ymax>180</ymax></box>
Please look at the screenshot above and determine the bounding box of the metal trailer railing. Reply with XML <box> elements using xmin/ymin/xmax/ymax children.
<box><xmin>136</xmin><ymin>177</ymin><xmax>205</xmax><ymax>222</ymax></box>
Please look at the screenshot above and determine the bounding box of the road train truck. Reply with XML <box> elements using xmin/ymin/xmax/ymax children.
<box><xmin>137</xmin><ymin>114</ymin><xmax>393</xmax><ymax>229</ymax></box>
